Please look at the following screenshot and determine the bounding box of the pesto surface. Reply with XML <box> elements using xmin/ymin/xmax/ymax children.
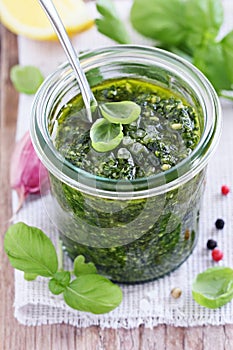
<box><xmin>55</xmin><ymin>78</ymin><xmax>200</xmax><ymax>179</ymax></box>
<box><xmin>50</xmin><ymin>78</ymin><xmax>204</xmax><ymax>283</ymax></box>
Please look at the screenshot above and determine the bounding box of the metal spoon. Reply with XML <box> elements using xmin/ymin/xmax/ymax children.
<box><xmin>38</xmin><ymin>0</ymin><xmax>97</xmax><ymax>122</ymax></box>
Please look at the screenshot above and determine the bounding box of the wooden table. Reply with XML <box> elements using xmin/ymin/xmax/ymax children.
<box><xmin>1</xmin><ymin>23</ymin><xmax>233</xmax><ymax>350</ymax></box>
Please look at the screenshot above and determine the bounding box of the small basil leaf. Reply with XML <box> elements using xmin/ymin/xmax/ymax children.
<box><xmin>4</xmin><ymin>222</ymin><xmax>58</xmax><ymax>277</ymax></box>
<box><xmin>63</xmin><ymin>274</ymin><xmax>123</xmax><ymax>314</ymax></box>
<box><xmin>10</xmin><ymin>65</ymin><xmax>44</xmax><ymax>94</ymax></box>
<box><xmin>73</xmin><ymin>255</ymin><xmax>97</xmax><ymax>277</ymax></box>
<box><xmin>100</xmin><ymin>101</ymin><xmax>141</xmax><ymax>124</ymax></box>
<box><xmin>192</xmin><ymin>266</ymin><xmax>233</xmax><ymax>309</ymax></box>
<box><xmin>90</xmin><ymin>118</ymin><xmax>123</xmax><ymax>152</ymax></box>
<box><xmin>49</xmin><ymin>271</ymin><xmax>71</xmax><ymax>295</ymax></box>
<box><xmin>24</xmin><ymin>272</ymin><xmax>38</xmax><ymax>281</ymax></box>
<box><xmin>96</xmin><ymin>0</ymin><xmax>131</xmax><ymax>44</ymax></box>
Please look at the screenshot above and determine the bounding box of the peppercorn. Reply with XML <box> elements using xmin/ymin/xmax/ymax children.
<box><xmin>207</xmin><ymin>239</ymin><xmax>217</xmax><ymax>250</ymax></box>
<box><xmin>221</xmin><ymin>185</ymin><xmax>230</xmax><ymax>196</ymax></box>
<box><xmin>215</xmin><ymin>218</ymin><xmax>225</xmax><ymax>230</ymax></box>
<box><xmin>212</xmin><ymin>248</ymin><xmax>223</xmax><ymax>262</ymax></box>
<box><xmin>171</xmin><ymin>287</ymin><xmax>182</xmax><ymax>299</ymax></box>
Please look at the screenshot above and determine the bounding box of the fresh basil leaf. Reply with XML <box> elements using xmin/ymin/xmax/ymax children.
<box><xmin>185</xmin><ymin>0</ymin><xmax>223</xmax><ymax>52</ymax></box>
<box><xmin>90</xmin><ymin>118</ymin><xmax>123</xmax><ymax>152</ymax></box>
<box><xmin>131</xmin><ymin>0</ymin><xmax>223</xmax><ymax>53</ymax></box>
<box><xmin>49</xmin><ymin>271</ymin><xmax>71</xmax><ymax>295</ymax></box>
<box><xmin>221</xmin><ymin>30</ymin><xmax>233</xmax><ymax>86</ymax></box>
<box><xmin>130</xmin><ymin>0</ymin><xmax>186</xmax><ymax>46</ymax></box>
<box><xmin>63</xmin><ymin>274</ymin><xmax>123</xmax><ymax>314</ymax></box>
<box><xmin>95</xmin><ymin>0</ymin><xmax>131</xmax><ymax>44</ymax></box>
<box><xmin>10</xmin><ymin>65</ymin><xmax>44</xmax><ymax>94</ymax></box>
<box><xmin>24</xmin><ymin>272</ymin><xmax>38</xmax><ymax>281</ymax></box>
<box><xmin>100</xmin><ymin>101</ymin><xmax>141</xmax><ymax>124</ymax></box>
<box><xmin>4</xmin><ymin>222</ymin><xmax>58</xmax><ymax>277</ymax></box>
<box><xmin>73</xmin><ymin>255</ymin><xmax>97</xmax><ymax>276</ymax></box>
<box><xmin>192</xmin><ymin>266</ymin><xmax>233</xmax><ymax>309</ymax></box>
<box><xmin>193</xmin><ymin>39</ymin><xmax>232</xmax><ymax>93</ymax></box>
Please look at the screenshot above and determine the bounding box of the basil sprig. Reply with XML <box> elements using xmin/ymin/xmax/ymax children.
<box><xmin>4</xmin><ymin>222</ymin><xmax>123</xmax><ymax>314</ymax></box>
<box><xmin>90</xmin><ymin>101</ymin><xmax>141</xmax><ymax>152</ymax></box>
<box><xmin>96</xmin><ymin>0</ymin><xmax>233</xmax><ymax>100</ymax></box>
<box><xmin>100</xmin><ymin>101</ymin><xmax>141</xmax><ymax>124</ymax></box>
<box><xmin>130</xmin><ymin>0</ymin><xmax>233</xmax><ymax>97</ymax></box>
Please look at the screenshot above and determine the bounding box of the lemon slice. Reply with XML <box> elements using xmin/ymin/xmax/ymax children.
<box><xmin>0</xmin><ymin>0</ymin><xmax>94</xmax><ymax>40</ymax></box>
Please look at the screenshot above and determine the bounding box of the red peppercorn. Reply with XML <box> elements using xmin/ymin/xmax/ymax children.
<box><xmin>221</xmin><ymin>185</ymin><xmax>230</xmax><ymax>196</ymax></box>
<box><xmin>212</xmin><ymin>248</ymin><xmax>223</xmax><ymax>262</ymax></box>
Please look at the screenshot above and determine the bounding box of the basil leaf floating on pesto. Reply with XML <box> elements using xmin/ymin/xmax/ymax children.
<box><xmin>192</xmin><ymin>266</ymin><xmax>233</xmax><ymax>309</ymax></box>
<box><xmin>90</xmin><ymin>118</ymin><xmax>123</xmax><ymax>152</ymax></box>
<box><xmin>99</xmin><ymin>101</ymin><xmax>141</xmax><ymax>124</ymax></box>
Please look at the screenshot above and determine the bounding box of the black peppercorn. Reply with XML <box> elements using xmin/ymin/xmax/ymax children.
<box><xmin>215</xmin><ymin>218</ymin><xmax>225</xmax><ymax>230</ymax></box>
<box><xmin>207</xmin><ymin>239</ymin><xmax>217</xmax><ymax>250</ymax></box>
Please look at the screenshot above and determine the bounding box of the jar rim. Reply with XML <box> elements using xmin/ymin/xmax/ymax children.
<box><xmin>30</xmin><ymin>45</ymin><xmax>221</xmax><ymax>199</ymax></box>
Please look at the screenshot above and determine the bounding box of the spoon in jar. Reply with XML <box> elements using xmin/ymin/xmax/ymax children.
<box><xmin>38</xmin><ymin>0</ymin><xmax>96</xmax><ymax>122</ymax></box>
<box><xmin>38</xmin><ymin>0</ymin><xmax>141</xmax><ymax>136</ymax></box>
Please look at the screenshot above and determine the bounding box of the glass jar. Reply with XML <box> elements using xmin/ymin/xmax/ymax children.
<box><xmin>31</xmin><ymin>45</ymin><xmax>221</xmax><ymax>283</ymax></box>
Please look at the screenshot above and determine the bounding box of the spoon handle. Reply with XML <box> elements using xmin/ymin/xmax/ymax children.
<box><xmin>38</xmin><ymin>0</ymin><xmax>96</xmax><ymax>122</ymax></box>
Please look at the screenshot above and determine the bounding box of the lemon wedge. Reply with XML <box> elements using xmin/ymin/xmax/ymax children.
<box><xmin>0</xmin><ymin>0</ymin><xmax>94</xmax><ymax>40</ymax></box>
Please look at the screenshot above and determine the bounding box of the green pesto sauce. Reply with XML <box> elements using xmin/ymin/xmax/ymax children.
<box><xmin>50</xmin><ymin>78</ymin><xmax>204</xmax><ymax>284</ymax></box>
<box><xmin>55</xmin><ymin>78</ymin><xmax>200</xmax><ymax>179</ymax></box>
